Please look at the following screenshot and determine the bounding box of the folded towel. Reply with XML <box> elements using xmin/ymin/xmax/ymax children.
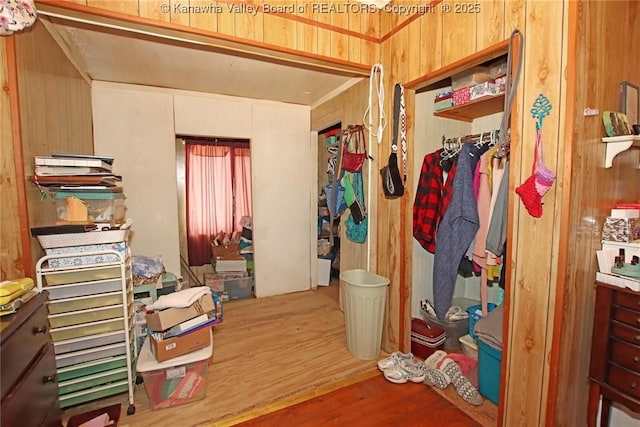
<box><xmin>474</xmin><ymin>303</ymin><xmax>504</xmax><ymax>351</ymax></box>
<box><xmin>146</xmin><ymin>287</ymin><xmax>210</xmax><ymax>311</ymax></box>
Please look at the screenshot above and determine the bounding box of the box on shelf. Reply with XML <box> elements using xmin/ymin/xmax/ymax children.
<box><xmin>53</xmin><ymin>192</ymin><xmax>125</xmax><ymax>225</ymax></box>
<box><xmin>410</xmin><ymin>318</ymin><xmax>446</xmax><ymax>359</ymax></box>
<box><xmin>149</xmin><ymin>324</ymin><xmax>211</xmax><ymax>362</ymax></box>
<box><xmin>494</xmin><ymin>75</ymin><xmax>507</xmax><ymax>93</ymax></box>
<box><xmin>451</xmin><ymin>66</ymin><xmax>490</xmax><ymax>91</ymax></box>
<box><xmin>434</xmin><ymin>96</ymin><xmax>454</xmax><ymax>111</ymax></box>
<box><xmin>602</xmin><ymin>216</ymin><xmax>640</xmax><ymax>243</ymax></box>
<box><xmin>477</xmin><ymin>338</ymin><xmax>502</xmax><ymax>404</ymax></box>
<box><xmin>45</xmin><ymin>242</ymin><xmax>127</xmax><ymax>268</ymax></box>
<box><xmin>611</xmin><ymin>209</ymin><xmax>640</xmax><ymax>219</ymax></box>
<box><xmin>453</xmin><ymin>87</ymin><xmax>471</xmax><ymax>106</ymax></box>
<box><xmin>137</xmin><ymin>332</ymin><xmax>212</xmax><ymax>409</ymax></box>
<box><xmin>470</xmin><ymin>80</ymin><xmax>500</xmax><ymax>101</ymax></box>
<box><xmin>145</xmin><ymin>292</ymin><xmax>215</xmax><ymax>332</ymax></box>
<box><xmin>488</xmin><ymin>58</ymin><xmax>508</xmax><ymax>79</ymax></box>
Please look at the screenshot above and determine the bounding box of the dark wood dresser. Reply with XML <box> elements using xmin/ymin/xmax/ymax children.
<box><xmin>587</xmin><ymin>282</ymin><xmax>640</xmax><ymax>426</ymax></box>
<box><xmin>0</xmin><ymin>291</ymin><xmax>62</xmax><ymax>427</ymax></box>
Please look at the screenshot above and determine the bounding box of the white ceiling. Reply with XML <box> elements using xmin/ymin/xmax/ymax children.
<box><xmin>42</xmin><ymin>17</ymin><xmax>366</xmax><ymax>107</ymax></box>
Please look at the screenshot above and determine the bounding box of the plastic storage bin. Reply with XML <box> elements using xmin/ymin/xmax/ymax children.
<box><xmin>340</xmin><ymin>269</ymin><xmax>390</xmax><ymax>360</ymax></box>
<box><xmin>467</xmin><ymin>303</ymin><xmax>497</xmax><ymax>339</ymax></box>
<box><xmin>477</xmin><ymin>338</ymin><xmax>502</xmax><ymax>404</ymax></box>
<box><xmin>136</xmin><ymin>332</ymin><xmax>213</xmax><ymax>410</ymax></box>
<box><xmin>458</xmin><ymin>334</ymin><xmax>478</xmax><ymax>360</ymax></box>
<box><xmin>54</xmin><ymin>192</ymin><xmax>125</xmax><ymax>224</ymax></box>
<box><xmin>45</xmin><ymin>242</ymin><xmax>127</xmax><ymax>268</ymax></box>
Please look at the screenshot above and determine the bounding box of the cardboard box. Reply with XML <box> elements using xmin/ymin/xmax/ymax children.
<box><xmin>470</xmin><ymin>80</ymin><xmax>499</xmax><ymax>101</ymax></box>
<box><xmin>210</xmin><ymin>242</ymin><xmax>242</xmax><ymax>260</ymax></box>
<box><xmin>145</xmin><ymin>293</ymin><xmax>214</xmax><ymax>332</ymax></box>
<box><xmin>453</xmin><ymin>87</ymin><xmax>471</xmax><ymax>106</ymax></box>
<box><xmin>150</xmin><ymin>325</ymin><xmax>211</xmax><ymax>362</ymax></box>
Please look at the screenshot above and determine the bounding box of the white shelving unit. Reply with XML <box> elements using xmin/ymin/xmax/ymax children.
<box><xmin>36</xmin><ymin>249</ymin><xmax>137</xmax><ymax>415</ymax></box>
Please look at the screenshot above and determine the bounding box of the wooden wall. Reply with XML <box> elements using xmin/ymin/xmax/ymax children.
<box><xmin>38</xmin><ymin>0</ymin><xmax>381</xmax><ymax>67</ymax></box>
<box><xmin>0</xmin><ymin>38</ymin><xmax>25</xmax><ymax>280</ymax></box>
<box><xmin>552</xmin><ymin>1</ymin><xmax>640</xmax><ymax>425</ymax></box>
<box><xmin>10</xmin><ymin>21</ymin><xmax>94</xmax><ymax>274</ymax></box>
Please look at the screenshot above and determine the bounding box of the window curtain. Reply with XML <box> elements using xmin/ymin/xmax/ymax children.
<box><xmin>185</xmin><ymin>143</ymin><xmax>252</xmax><ymax>266</ymax></box>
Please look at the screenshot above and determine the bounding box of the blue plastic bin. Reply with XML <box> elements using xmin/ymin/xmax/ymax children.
<box><xmin>477</xmin><ymin>338</ymin><xmax>502</xmax><ymax>404</ymax></box>
<box><xmin>467</xmin><ymin>303</ymin><xmax>497</xmax><ymax>339</ymax></box>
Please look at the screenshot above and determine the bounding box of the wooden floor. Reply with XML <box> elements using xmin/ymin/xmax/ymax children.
<box><xmin>61</xmin><ymin>281</ymin><xmax>497</xmax><ymax>426</ymax></box>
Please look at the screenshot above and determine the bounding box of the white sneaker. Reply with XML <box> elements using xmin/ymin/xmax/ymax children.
<box><xmin>383</xmin><ymin>359</ymin><xmax>426</xmax><ymax>384</ymax></box>
<box><xmin>445</xmin><ymin>306</ymin><xmax>469</xmax><ymax>321</ymax></box>
<box><xmin>377</xmin><ymin>351</ymin><xmax>414</xmax><ymax>371</ymax></box>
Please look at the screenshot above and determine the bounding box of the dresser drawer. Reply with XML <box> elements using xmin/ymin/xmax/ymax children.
<box><xmin>610</xmin><ymin>339</ymin><xmax>640</xmax><ymax>373</ymax></box>
<box><xmin>614</xmin><ymin>291</ymin><xmax>640</xmax><ymax>313</ymax></box>
<box><xmin>1</xmin><ymin>343</ymin><xmax>59</xmax><ymax>427</ymax></box>
<box><xmin>0</xmin><ymin>302</ymin><xmax>50</xmax><ymax>399</ymax></box>
<box><xmin>612</xmin><ymin>306</ymin><xmax>640</xmax><ymax>330</ymax></box>
<box><xmin>610</xmin><ymin>321</ymin><xmax>640</xmax><ymax>346</ymax></box>
<box><xmin>607</xmin><ymin>363</ymin><xmax>640</xmax><ymax>400</ymax></box>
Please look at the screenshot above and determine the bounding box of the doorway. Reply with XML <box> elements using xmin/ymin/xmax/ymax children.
<box><xmin>316</xmin><ymin>123</ymin><xmax>342</xmax><ymax>304</ymax></box>
<box><xmin>175</xmin><ymin>135</ymin><xmax>253</xmax><ymax>287</ymax></box>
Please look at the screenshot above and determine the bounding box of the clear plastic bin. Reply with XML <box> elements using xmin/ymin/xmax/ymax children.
<box><xmin>136</xmin><ymin>333</ymin><xmax>213</xmax><ymax>410</ymax></box>
<box><xmin>47</xmin><ymin>292</ymin><xmax>124</xmax><ymax>314</ymax></box>
<box><xmin>53</xmin><ymin>193</ymin><xmax>125</xmax><ymax>224</ymax></box>
<box><xmin>50</xmin><ymin>317</ymin><xmax>125</xmax><ymax>342</ymax></box>
<box><xmin>48</xmin><ymin>305</ymin><xmax>124</xmax><ymax>328</ymax></box>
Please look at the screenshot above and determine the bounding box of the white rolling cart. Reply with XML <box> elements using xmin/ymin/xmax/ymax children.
<box><xmin>35</xmin><ymin>230</ymin><xmax>137</xmax><ymax>415</ymax></box>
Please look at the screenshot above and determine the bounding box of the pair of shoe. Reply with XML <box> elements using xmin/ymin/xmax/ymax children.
<box><xmin>378</xmin><ymin>352</ymin><xmax>426</xmax><ymax>384</ymax></box>
<box><xmin>445</xmin><ymin>306</ymin><xmax>469</xmax><ymax>321</ymax></box>
<box><xmin>420</xmin><ymin>299</ymin><xmax>437</xmax><ymax>318</ymax></box>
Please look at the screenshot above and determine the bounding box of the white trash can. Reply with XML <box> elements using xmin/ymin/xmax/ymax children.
<box><xmin>340</xmin><ymin>269</ymin><xmax>390</xmax><ymax>360</ymax></box>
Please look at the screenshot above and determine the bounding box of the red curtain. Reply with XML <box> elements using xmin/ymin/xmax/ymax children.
<box><xmin>186</xmin><ymin>143</ymin><xmax>251</xmax><ymax>266</ymax></box>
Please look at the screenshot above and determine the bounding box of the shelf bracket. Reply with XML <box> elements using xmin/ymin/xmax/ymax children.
<box><xmin>602</xmin><ymin>135</ymin><xmax>640</xmax><ymax>168</ymax></box>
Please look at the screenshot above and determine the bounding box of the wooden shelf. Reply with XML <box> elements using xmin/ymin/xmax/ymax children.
<box><xmin>433</xmin><ymin>93</ymin><xmax>505</xmax><ymax>122</ymax></box>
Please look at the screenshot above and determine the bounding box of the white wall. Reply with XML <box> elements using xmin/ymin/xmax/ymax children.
<box><xmin>411</xmin><ymin>90</ymin><xmax>501</xmax><ymax>318</ymax></box>
<box><xmin>92</xmin><ymin>82</ymin><xmax>312</xmax><ymax>297</ymax></box>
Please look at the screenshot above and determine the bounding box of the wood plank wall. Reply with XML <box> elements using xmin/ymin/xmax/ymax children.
<box><xmin>551</xmin><ymin>1</ymin><xmax>640</xmax><ymax>425</ymax></box>
<box><xmin>44</xmin><ymin>0</ymin><xmax>381</xmax><ymax>67</ymax></box>
<box><xmin>12</xmin><ymin>21</ymin><xmax>94</xmax><ymax>270</ymax></box>
<box><xmin>0</xmin><ymin>38</ymin><xmax>25</xmax><ymax>280</ymax></box>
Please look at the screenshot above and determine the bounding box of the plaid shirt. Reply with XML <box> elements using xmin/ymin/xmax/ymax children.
<box><xmin>413</xmin><ymin>149</ymin><xmax>458</xmax><ymax>253</ymax></box>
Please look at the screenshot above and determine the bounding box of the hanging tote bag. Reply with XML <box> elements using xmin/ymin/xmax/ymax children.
<box><xmin>381</xmin><ymin>83</ymin><xmax>407</xmax><ymax>198</ymax></box>
<box><xmin>345</xmin><ymin>172</ymin><xmax>367</xmax><ymax>243</ymax></box>
<box><xmin>341</xmin><ymin>125</ymin><xmax>369</xmax><ymax>173</ymax></box>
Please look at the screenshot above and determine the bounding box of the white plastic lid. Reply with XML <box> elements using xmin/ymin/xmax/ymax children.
<box><xmin>136</xmin><ymin>330</ymin><xmax>213</xmax><ymax>372</ymax></box>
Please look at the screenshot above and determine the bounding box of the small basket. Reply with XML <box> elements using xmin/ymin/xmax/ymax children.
<box><xmin>37</xmin><ymin>229</ymin><xmax>128</xmax><ymax>249</ymax></box>
<box><xmin>467</xmin><ymin>303</ymin><xmax>497</xmax><ymax>339</ymax></box>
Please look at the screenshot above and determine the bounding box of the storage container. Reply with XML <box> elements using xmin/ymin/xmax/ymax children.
<box><xmin>470</xmin><ymin>81</ymin><xmax>500</xmax><ymax>101</ymax></box>
<box><xmin>410</xmin><ymin>318</ymin><xmax>446</xmax><ymax>359</ymax></box>
<box><xmin>602</xmin><ymin>217</ymin><xmax>640</xmax><ymax>243</ymax></box>
<box><xmin>453</xmin><ymin>87</ymin><xmax>471</xmax><ymax>106</ymax></box>
<box><xmin>54</xmin><ymin>331</ymin><xmax>126</xmax><ymax>355</ymax></box>
<box><xmin>205</xmin><ymin>277</ymin><xmax>254</xmax><ymax>302</ymax></box>
<box><xmin>45</xmin><ymin>242</ymin><xmax>127</xmax><ymax>268</ymax></box>
<box><xmin>450</xmin><ymin>66</ymin><xmax>490</xmax><ymax>90</ymax></box>
<box><xmin>45</xmin><ymin>278</ymin><xmax>123</xmax><ymax>300</ymax></box>
<box><xmin>48</xmin><ymin>304</ymin><xmax>124</xmax><ymax>329</ymax></box>
<box><xmin>421</xmin><ymin>310</ymin><xmax>469</xmax><ymax>351</ymax></box>
<box><xmin>47</xmin><ymin>291</ymin><xmax>124</xmax><ymax>314</ymax></box>
<box><xmin>317</xmin><ymin>258</ymin><xmax>331</xmax><ymax>286</ymax></box>
<box><xmin>50</xmin><ymin>317</ymin><xmax>125</xmax><ymax>342</ymax></box>
<box><xmin>37</xmin><ymin>229</ymin><xmax>128</xmax><ymax>249</ymax></box>
<box><xmin>55</xmin><ymin>342</ymin><xmax>127</xmax><ymax>368</ymax></box>
<box><xmin>136</xmin><ymin>332</ymin><xmax>213</xmax><ymax>410</ymax></box>
<box><xmin>467</xmin><ymin>303</ymin><xmax>498</xmax><ymax>339</ymax></box>
<box><xmin>57</xmin><ymin>355</ymin><xmax>128</xmax><ymax>382</ymax></box>
<box><xmin>53</xmin><ymin>192</ymin><xmax>125</xmax><ymax>224</ymax></box>
<box><xmin>43</xmin><ymin>267</ymin><xmax>122</xmax><ymax>286</ymax></box>
<box><xmin>477</xmin><ymin>338</ymin><xmax>502</xmax><ymax>404</ymax></box>
<box><xmin>459</xmin><ymin>334</ymin><xmax>479</xmax><ymax>360</ymax></box>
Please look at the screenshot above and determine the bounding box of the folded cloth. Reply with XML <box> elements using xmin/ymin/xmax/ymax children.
<box><xmin>474</xmin><ymin>303</ymin><xmax>504</xmax><ymax>351</ymax></box>
<box><xmin>146</xmin><ymin>287</ymin><xmax>210</xmax><ymax>311</ymax></box>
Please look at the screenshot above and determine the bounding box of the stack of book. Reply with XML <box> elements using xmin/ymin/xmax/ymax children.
<box><xmin>32</xmin><ymin>153</ymin><xmax>122</xmax><ymax>189</ymax></box>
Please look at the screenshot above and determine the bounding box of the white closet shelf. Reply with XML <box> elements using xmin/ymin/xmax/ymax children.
<box><xmin>602</xmin><ymin>135</ymin><xmax>640</xmax><ymax>168</ymax></box>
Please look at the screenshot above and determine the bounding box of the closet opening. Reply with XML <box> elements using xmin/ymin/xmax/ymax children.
<box><xmin>175</xmin><ymin>135</ymin><xmax>253</xmax><ymax>292</ymax></box>
<box><xmin>316</xmin><ymin>122</ymin><xmax>342</xmax><ymax>303</ymax></box>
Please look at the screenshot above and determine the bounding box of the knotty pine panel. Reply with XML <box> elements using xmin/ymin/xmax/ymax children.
<box><xmin>189</xmin><ymin>0</ymin><xmax>218</xmax><ymax>32</ymax></box>
<box><xmin>0</xmin><ymin>38</ymin><xmax>25</xmax><ymax>280</ymax></box>
<box><xmin>417</xmin><ymin>8</ymin><xmax>443</xmax><ymax>79</ymax></box>
<box><xmin>14</xmin><ymin>21</ymin><xmax>94</xmax><ymax>271</ymax></box>
<box><xmin>138</xmin><ymin>0</ymin><xmax>171</xmax><ymax>22</ymax></box>
<box><xmin>316</xmin><ymin>11</ymin><xmax>332</xmax><ymax>58</ymax></box>
<box><xmin>502</xmin><ymin>1</ymin><xmax>566</xmax><ymax>426</ymax></box>
<box><xmin>330</xmin><ymin>10</ymin><xmax>349</xmax><ymax>61</ymax></box>
<box><xmin>377</xmin><ymin>24</ymin><xmax>410</xmax><ymax>353</ymax></box>
<box><xmin>360</xmin><ymin>12</ymin><xmax>380</xmax><ymax>66</ymax></box>
<box><xmin>169</xmin><ymin>0</ymin><xmax>190</xmax><ymax>26</ymax></box>
<box><xmin>441</xmin><ymin>1</ymin><xmax>477</xmax><ymax>64</ymax></box>
<box><xmin>215</xmin><ymin>3</ymin><xmax>236</xmax><ymax>36</ymax></box>
<box><xmin>296</xmin><ymin>5</ymin><xmax>318</xmax><ymax>55</ymax></box>
<box><xmin>551</xmin><ymin>1</ymin><xmax>640</xmax><ymax>425</ymax></box>
<box><xmin>86</xmin><ymin>0</ymin><xmax>138</xmax><ymax>15</ymax></box>
<box><xmin>476</xmin><ymin>0</ymin><xmax>505</xmax><ymax>51</ymax></box>
<box><xmin>234</xmin><ymin>6</ymin><xmax>264</xmax><ymax>41</ymax></box>
<box><xmin>263</xmin><ymin>14</ymin><xmax>297</xmax><ymax>50</ymax></box>
<box><xmin>347</xmin><ymin>10</ymin><xmax>361</xmax><ymax>64</ymax></box>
